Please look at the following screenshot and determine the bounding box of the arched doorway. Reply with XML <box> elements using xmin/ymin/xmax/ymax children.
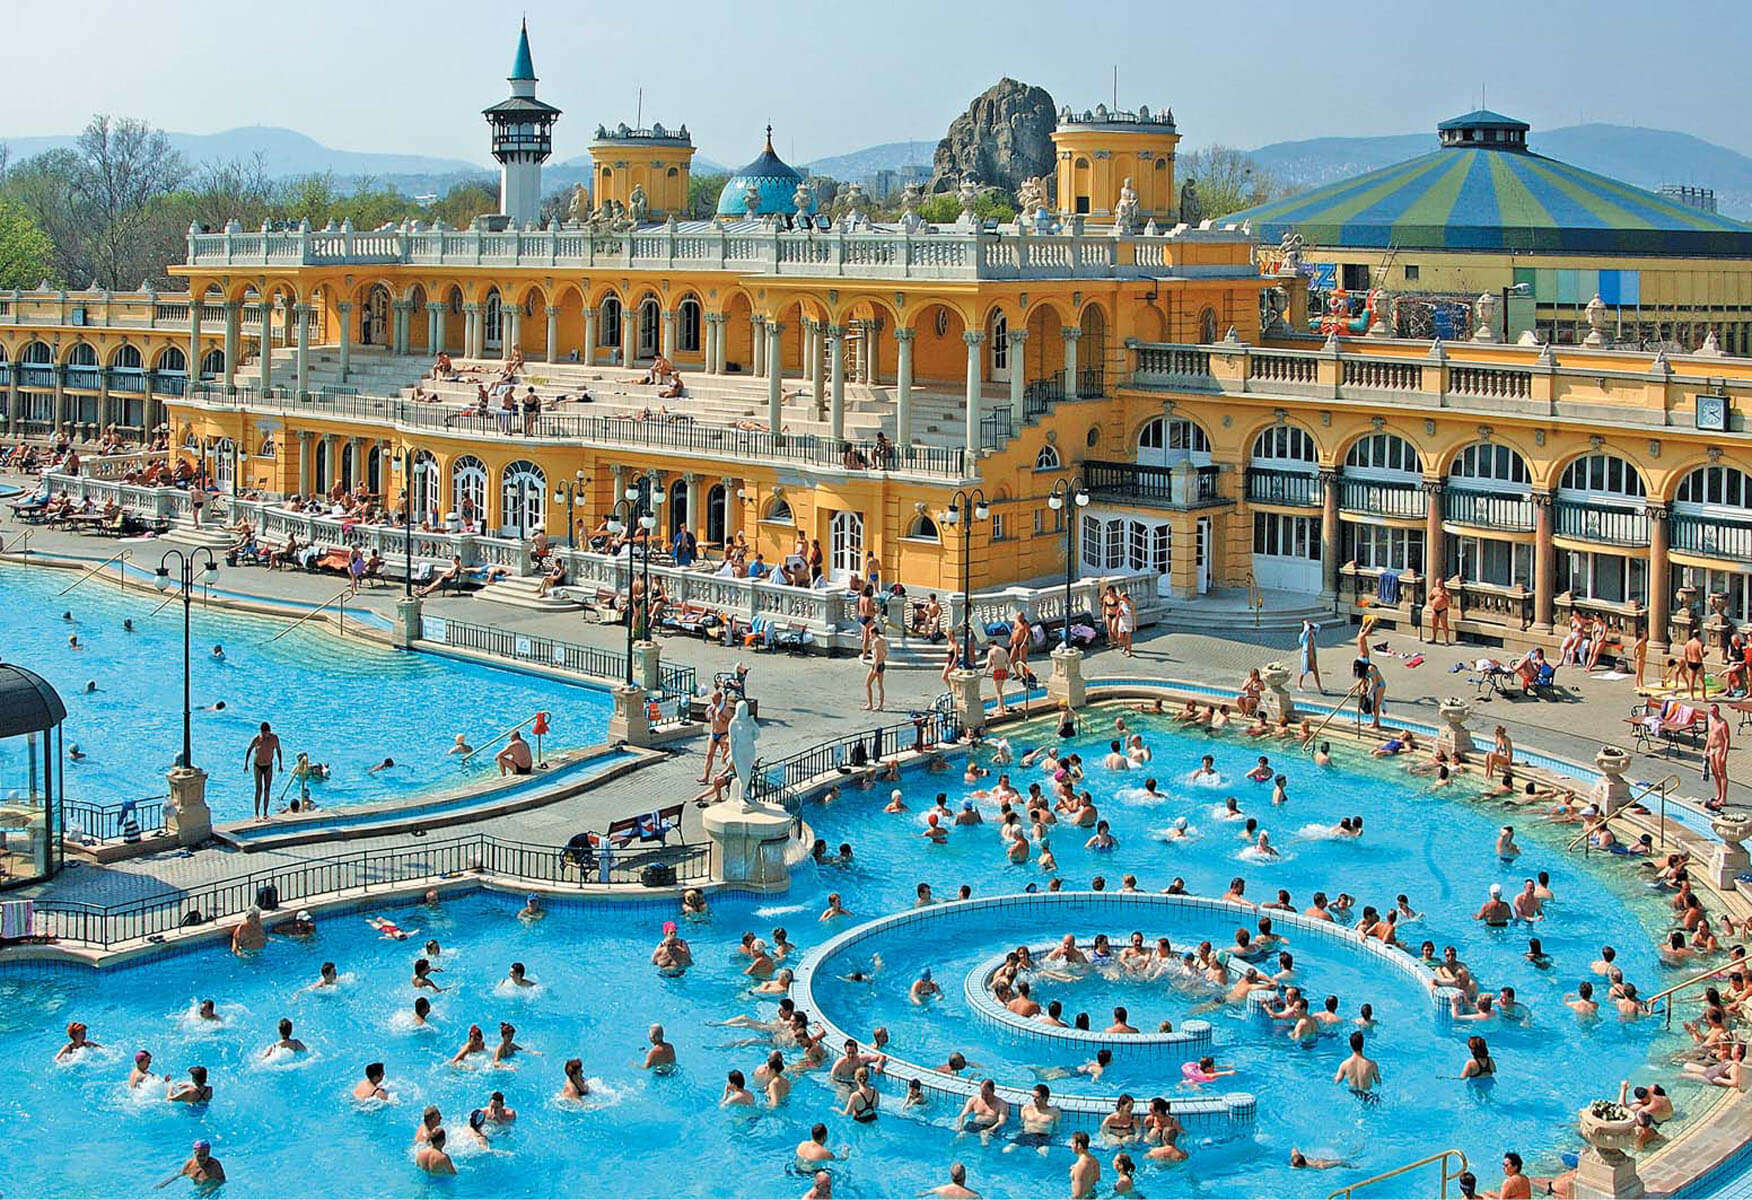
<box><xmin>830</xmin><ymin>510</ymin><xmax>864</xmax><ymax>581</ymax></box>
<box><xmin>483</xmin><ymin>290</ymin><xmax>504</xmax><ymax>354</ymax></box>
<box><xmin>668</xmin><ymin>477</ymin><xmax>689</xmax><ymax>538</ymax></box>
<box><xmin>705</xmin><ymin>483</ymin><xmax>728</xmax><ymax>546</ymax></box>
<box><xmin>214</xmin><ymin>438</ymin><xmax>237</xmax><ymax>495</ymax></box>
<box><xmin>500</xmin><ymin>460</ymin><xmax>547</xmax><ymax>538</ymax></box>
<box><xmin>600</xmin><ymin>296</ymin><xmax>623</xmax><ymax>361</ymax></box>
<box><xmin>410</xmin><ymin>451</ymin><xmax>440</xmax><ymax>525</ymax></box>
<box><xmin>637</xmin><ymin>297</ymin><xmax>661</xmax><ymax>360</ymax></box>
<box><xmin>452</xmin><ymin>454</ymin><xmax>487</xmax><ymax>527</ymax></box>
<box><xmin>361</xmin><ymin>284</ymin><xmax>392</xmax><ymax>347</ymax></box>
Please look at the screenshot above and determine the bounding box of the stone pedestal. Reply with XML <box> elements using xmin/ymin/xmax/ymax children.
<box><xmin>1707</xmin><ymin>815</ymin><xmax>1752</xmax><ymax>891</ymax></box>
<box><xmin>949</xmin><ymin>667</ymin><xmax>986</xmax><ymax>733</ymax></box>
<box><xmin>1592</xmin><ymin>745</ymin><xmax>1633</xmax><ymax>815</ymax></box>
<box><xmin>1438</xmin><ymin>697</ymin><xmax>1476</xmax><ymax>760</ymax></box>
<box><xmin>1261</xmin><ymin>662</ymin><xmax>1296</xmax><ymax>723</ymax></box>
<box><xmin>608</xmin><ymin>683</ymin><xmax>653</xmax><ymax>748</ymax></box>
<box><xmin>1573</xmin><ymin>1109</ymin><xmax>1644</xmax><ymax>1198</ymax></box>
<box><xmin>164</xmin><ymin>766</ymin><xmax>211</xmax><ymax>847</ymax></box>
<box><xmin>700</xmin><ymin>799</ymin><xmax>793</xmax><ymax>890</ymax></box>
<box><xmin>1047</xmin><ymin>645</ymin><xmax>1086</xmax><ymax>709</ymax></box>
<box><xmin>392</xmin><ymin>596</ymin><xmax>422</xmax><ymax>649</ymax></box>
<box><xmin>633</xmin><ymin>640</ymin><xmax>661</xmax><ymax>693</ymax></box>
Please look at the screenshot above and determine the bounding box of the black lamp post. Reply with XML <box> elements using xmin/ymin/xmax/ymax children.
<box><xmin>154</xmin><ymin>548</ymin><xmax>219</xmax><ymax>770</ymax></box>
<box><xmin>638</xmin><ymin>483</ymin><xmax>664</xmax><ymax>642</ymax></box>
<box><xmin>604</xmin><ymin>494</ymin><xmax>639</xmax><ymax>686</ymax></box>
<box><xmin>941</xmin><ymin>487</ymin><xmax>989</xmax><ymax>671</ymax></box>
<box><xmin>553</xmin><ymin>470</ymin><xmax>587</xmax><ymax>548</ymax></box>
<box><xmin>1047</xmin><ymin>475</ymin><xmax>1090</xmax><ymax>646</ymax></box>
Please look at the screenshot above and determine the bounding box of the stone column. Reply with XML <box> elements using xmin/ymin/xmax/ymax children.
<box><xmin>827</xmin><ymin>324</ymin><xmax>847</xmax><ymax>441</ymax></box>
<box><xmin>1007</xmin><ymin>328</ymin><xmax>1028</xmax><ymax>417</ymax></box>
<box><xmin>660</xmin><ymin>309</ymin><xmax>677</xmax><ymax>360</ymax></box>
<box><xmin>1048</xmin><ymin>643</ymin><xmax>1087</xmax><ymax>708</ymax></box>
<box><xmin>619</xmin><ymin>303</ymin><xmax>636</xmax><ymax>367</ymax></box>
<box><xmin>766</xmin><ymin>322</ymin><xmax>785</xmax><ymax>432</ymax></box>
<box><xmin>963</xmin><ymin>330</ymin><xmax>986</xmax><ymax>455</ymax></box>
<box><xmin>259</xmin><ymin>305</ymin><xmax>276</xmax><ymax>393</ymax></box>
<box><xmin>296</xmin><ymin>431</ymin><xmax>312</xmax><ymax>496</ymax></box>
<box><xmin>809</xmin><ymin>321</ymin><xmax>826</xmax><ymax>410</ymax></box>
<box><xmin>751</xmin><ymin>316</ymin><xmax>767</xmax><ymax>378</ymax></box>
<box><xmin>545</xmin><ymin>304</ymin><xmax>560</xmax><ymax>364</ymax></box>
<box><xmin>1593</xmin><ymin>745</ymin><xmax>1633</xmax><ymax>814</ymax></box>
<box><xmin>865</xmin><ymin>318</ymin><xmax>882</xmax><ymax>385</ymax></box>
<box><xmin>294</xmin><ymin>304</ymin><xmax>313</xmax><ymax>396</ymax></box>
<box><xmin>1061</xmin><ymin>326</ymin><xmax>1082</xmax><ymax>397</ymax></box>
<box><xmin>582</xmin><ymin>304</ymin><xmax>597</xmax><ymax>366</ymax></box>
<box><xmin>1422</xmin><ymin>477</ymin><xmax>1444</xmax><ymax>589</ymax></box>
<box><xmin>1647</xmin><ymin>502</ymin><xmax>1671</xmax><ymax>653</ymax></box>
<box><xmin>97</xmin><ymin>360</ymin><xmax>112</xmax><ymax>433</ymax></box>
<box><xmin>950</xmin><ymin>667</ymin><xmax>987</xmax><ymax>733</ymax></box>
<box><xmin>684</xmin><ymin>473</ymin><xmax>702</xmax><ymax>542</ymax></box>
<box><xmin>222</xmin><ymin>300</ymin><xmax>241</xmax><ymax>383</ymax></box>
<box><xmin>895</xmin><ymin>328</ymin><xmax>915</xmax><ymax>444</ymax></box>
<box><xmin>188</xmin><ymin>305</ymin><xmax>201</xmax><ymax>393</ymax></box>
<box><xmin>336</xmin><ymin>301</ymin><xmax>353</xmax><ymax>381</ymax></box>
<box><xmin>1532</xmin><ymin>489</ymin><xmax>1556</xmax><ymax>633</ymax></box>
<box><xmin>505</xmin><ymin>305</ymin><xmax>522</xmax><ymax>361</ymax></box>
<box><xmin>427</xmin><ymin>302</ymin><xmax>444</xmax><ymax>355</ymax></box>
<box><xmin>1319</xmin><ymin>468</ymin><xmax>1341</xmax><ymax>601</ymax></box>
<box><xmin>391</xmin><ymin>301</ymin><xmax>408</xmax><ymax>356</ymax></box>
<box><xmin>461</xmin><ymin>303</ymin><xmax>480</xmax><ymax>359</ymax></box>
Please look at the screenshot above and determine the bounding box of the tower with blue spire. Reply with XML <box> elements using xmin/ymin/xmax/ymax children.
<box><xmin>483</xmin><ymin>20</ymin><xmax>561</xmax><ymax>226</ymax></box>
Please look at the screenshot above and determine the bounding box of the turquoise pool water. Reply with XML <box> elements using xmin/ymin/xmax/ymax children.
<box><xmin>0</xmin><ymin>564</ymin><xmax>612</xmax><ymax>824</ymax></box>
<box><xmin>0</xmin><ymin>705</ymin><xmax>1721</xmax><ymax>1198</ymax></box>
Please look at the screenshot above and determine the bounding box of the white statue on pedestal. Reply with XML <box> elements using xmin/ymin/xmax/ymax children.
<box><xmin>1112</xmin><ymin>177</ymin><xmax>1140</xmax><ymax>234</ymax></box>
<box><xmin>728</xmin><ymin>700</ymin><xmax>761</xmax><ymax>811</ymax></box>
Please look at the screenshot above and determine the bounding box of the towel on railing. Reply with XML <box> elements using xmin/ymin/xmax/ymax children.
<box><xmin>1376</xmin><ymin>571</ymin><xmax>1402</xmax><ymax>605</ymax></box>
<box><xmin>0</xmin><ymin>899</ymin><xmax>34</xmax><ymax>940</ymax></box>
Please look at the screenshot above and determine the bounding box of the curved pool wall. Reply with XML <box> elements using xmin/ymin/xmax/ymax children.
<box><xmin>795</xmin><ymin>894</ymin><xmax>1261</xmax><ymax>1135</ymax></box>
<box><xmin>963</xmin><ymin>946</ymin><xmax>1214</xmax><ymax>1055</ymax></box>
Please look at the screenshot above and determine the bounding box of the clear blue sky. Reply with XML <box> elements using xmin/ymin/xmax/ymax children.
<box><xmin>3</xmin><ymin>0</ymin><xmax>1749</xmax><ymax>164</ymax></box>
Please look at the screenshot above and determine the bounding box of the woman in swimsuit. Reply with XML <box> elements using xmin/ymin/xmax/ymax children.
<box><xmin>1099</xmin><ymin>1093</ymin><xmax>1140</xmax><ymax>1142</ymax></box>
<box><xmin>842</xmin><ymin>1067</ymin><xmax>879</xmax><ymax>1122</ymax></box>
<box><xmin>1459</xmin><ymin>1035</ymin><xmax>1495</xmax><ymax>1080</ymax></box>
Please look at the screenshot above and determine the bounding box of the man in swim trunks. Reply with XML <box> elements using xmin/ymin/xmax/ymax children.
<box><xmin>864</xmin><ymin>629</ymin><xmax>888</xmax><ymax>711</ymax></box>
<box><xmin>1334</xmin><ymin>1031</ymin><xmax>1381</xmax><ymax>1094</ymax></box>
<box><xmin>1013</xmin><ymin>1083</ymin><xmax>1060</xmax><ymax>1153</ymax></box>
<box><xmin>171</xmin><ymin>1140</ymin><xmax>225</xmax><ymax>1186</ymax></box>
<box><xmin>244</xmin><ymin>721</ymin><xmax>282</xmax><ymax>820</ymax></box>
<box><xmin>642</xmin><ymin>1024</ymin><xmax>676</xmax><ymax>1070</ymax></box>
<box><xmin>1475</xmin><ymin>884</ymin><xmax>1512</xmax><ymax>928</ymax></box>
<box><xmin>1069</xmin><ymin>1131</ymin><xmax>1101</xmax><ymax>1198</ymax></box>
<box><xmin>957</xmin><ymin>1079</ymin><xmax>1009</xmax><ymax>1136</ymax></box>
<box><xmin>496</xmin><ymin>729</ymin><xmax>534</xmax><ymax>776</ymax></box>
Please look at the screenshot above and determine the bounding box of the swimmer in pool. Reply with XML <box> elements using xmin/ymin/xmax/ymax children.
<box><xmin>505</xmin><ymin>962</ymin><xmax>536</xmax><ymax>988</ymax></box>
<box><xmin>1192</xmin><ymin>755</ymin><xmax>1219</xmax><ymax>783</ymax></box>
<box><xmin>492</xmin><ymin>1022</ymin><xmax>535</xmax><ymax>1064</ymax></box>
<box><xmin>353</xmin><ymin>1061</ymin><xmax>389</xmax><ymax>1101</ymax></box>
<box><xmin>367</xmin><ymin>757</ymin><xmax>396</xmax><ymax>774</ymax></box>
<box><xmin>911</xmin><ymin>969</ymin><xmax>942</xmax><ymax>1005</ymax></box>
<box><xmin>211</xmin><ymin>645</ymin><xmax>225</xmax><ymax>660</ymax></box>
<box><xmin>164</xmin><ymin>1065</ymin><xmax>212</xmax><ymax>1105</ymax></box>
<box><xmin>295</xmin><ymin>963</ymin><xmax>340</xmax><ymax>995</ymax></box>
<box><xmin>560</xmin><ymin>1057</ymin><xmax>590</xmax><ymax>1100</ymax></box>
<box><xmin>450</xmin><ymin>1024</ymin><xmax>487</xmax><ymax>1065</ymax></box>
<box><xmin>447</xmin><ymin>734</ymin><xmax>473</xmax><ymax>756</ymax></box>
<box><xmin>1496</xmin><ymin>825</ymin><xmax>1522</xmax><ymax>859</ymax></box>
<box><xmin>1291</xmin><ymin>1149</ymin><xmax>1354</xmax><ymax>1170</ymax></box>
<box><xmin>129</xmin><ymin>1049</ymin><xmax>155</xmax><ymax>1088</ymax></box>
<box><xmin>643</xmin><ymin>1024</ymin><xmax>676</xmax><ymax>1071</ymax></box>
<box><xmin>195</xmin><ymin>1000</ymin><xmax>220</xmax><ymax>1022</ymax></box>
<box><xmin>262</xmin><ymin>1017</ymin><xmax>307</xmax><ymax>1057</ymax></box>
<box><xmin>1334</xmin><ymin>1031</ymin><xmax>1382</xmax><ymax>1094</ymax></box>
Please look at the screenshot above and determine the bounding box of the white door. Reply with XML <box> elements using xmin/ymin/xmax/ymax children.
<box><xmin>411</xmin><ymin>457</ymin><xmax>440</xmax><ymax>525</ymax></box>
<box><xmin>214</xmin><ymin>439</ymin><xmax>236</xmax><ymax>495</ymax></box>
<box><xmin>1195</xmin><ymin>517</ymin><xmax>1211</xmax><ymax>595</ymax></box>
<box><xmin>989</xmin><ymin>313</ymin><xmax>1011</xmax><ymax>384</ymax></box>
<box><xmin>1251</xmin><ymin>512</ymin><xmax>1323</xmax><ymax>595</ymax></box>
<box><xmin>500</xmin><ymin>467</ymin><xmax>546</xmax><ymax>538</ymax></box>
<box><xmin>830</xmin><ymin>510</ymin><xmax>864</xmax><ymax>581</ymax></box>
<box><xmin>638</xmin><ymin>301</ymin><xmax>661</xmax><ymax>359</ymax></box>
<box><xmin>483</xmin><ymin>293</ymin><xmax>504</xmax><ymax>353</ymax></box>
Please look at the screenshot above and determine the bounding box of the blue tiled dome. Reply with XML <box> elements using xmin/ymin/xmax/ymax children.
<box><xmin>716</xmin><ymin>127</ymin><xmax>815</xmax><ymax>217</ymax></box>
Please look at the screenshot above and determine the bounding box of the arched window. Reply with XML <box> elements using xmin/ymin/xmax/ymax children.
<box><xmin>1137</xmin><ymin>416</ymin><xmax>1211</xmax><ymax>468</ymax></box>
<box><xmin>1558</xmin><ymin>453</ymin><xmax>1646</xmax><ymax>504</ymax></box>
<box><xmin>483</xmin><ymin>289</ymin><xmax>503</xmax><ymax>351</ymax></box>
<box><xmin>200</xmin><ymin>348</ymin><xmax>225</xmax><ymax>379</ymax></box>
<box><xmin>763</xmin><ymin>495</ymin><xmax>794</xmax><ymax>525</ymax></box>
<box><xmin>705</xmin><ymin>483</ymin><xmax>728</xmax><ymax>546</ymax></box>
<box><xmin>21</xmin><ymin>341</ymin><xmax>52</xmax><ymax>364</ymax></box>
<box><xmin>500</xmin><ymin>459</ymin><xmax>547</xmax><ymax>537</ymax></box>
<box><xmin>1449</xmin><ymin>442</ymin><xmax>1530</xmax><ymax>489</ymax></box>
<box><xmin>600</xmin><ymin>296</ymin><xmax>622</xmax><ymax>352</ymax></box>
<box><xmin>1034</xmin><ymin>444</ymin><xmax>1062</xmax><ymax>471</ymax></box>
<box><xmin>1250</xmin><ymin>424</ymin><xmax>1317</xmax><ymax>468</ymax></box>
<box><xmin>1674</xmin><ymin>464</ymin><xmax>1749</xmax><ymax>512</ymax></box>
<box><xmin>409</xmin><ymin>450</ymin><xmax>440</xmax><ymax>525</ymax></box>
<box><xmin>1344</xmin><ymin>433</ymin><xmax>1421</xmax><ymax>478</ymax></box>
<box><xmin>990</xmin><ymin>312</ymin><xmax>1009</xmax><ymax>372</ymax></box>
<box><xmin>111</xmin><ymin>345</ymin><xmax>142</xmax><ymax>371</ymax></box>
<box><xmin>155</xmin><ymin>347</ymin><xmax>187</xmax><ymax>374</ymax></box>
<box><xmin>66</xmin><ymin>343</ymin><xmax>97</xmax><ymax>367</ymax></box>
<box><xmin>452</xmin><ymin>454</ymin><xmax>487</xmax><ymax>526</ymax></box>
<box><xmin>905</xmin><ymin>512</ymin><xmax>940</xmax><ymax>542</ymax></box>
<box><xmin>679</xmin><ymin>298</ymin><xmax>702</xmax><ymax>354</ymax></box>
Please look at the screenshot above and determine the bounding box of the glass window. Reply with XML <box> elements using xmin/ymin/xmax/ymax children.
<box><xmin>1250</xmin><ymin>425</ymin><xmax>1316</xmax><ymax>466</ymax></box>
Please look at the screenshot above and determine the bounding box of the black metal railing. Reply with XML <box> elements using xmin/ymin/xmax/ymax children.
<box><xmin>108</xmin><ymin>370</ymin><xmax>148</xmax><ymax>394</ymax></box>
<box><xmin>979</xmin><ymin>406</ymin><xmax>1015</xmax><ymax>450</ymax></box>
<box><xmin>32</xmin><ymin>833</ymin><xmax>713</xmax><ymax>948</ymax></box>
<box><xmin>18</xmin><ymin>366</ymin><xmax>54</xmax><ymax>388</ymax></box>
<box><xmin>429</xmin><ymin>618</ymin><xmax>696</xmax><ymax>701</ymax></box>
<box><xmin>746</xmin><ymin>710</ymin><xmax>957</xmax><ymax>811</ymax></box>
<box><xmin>1672</xmin><ymin>513</ymin><xmax>1752</xmax><ymax>562</ymax></box>
<box><xmin>1554</xmin><ymin>501</ymin><xmax>1649</xmax><ymax>547</ymax></box>
<box><xmin>1339</xmin><ymin>478</ymin><xmax>1427</xmax><ymax>519</ymax></box>
<box><xmin>1077</xmin><ymin>366</ymin><xmax>1106</xmax><ymax>399</ymax></box>
<box><xmin>64</xmin><ymin>367</ymin><xmax>102</xmax><ymax>391</ymax></box>
<box><xmin>1245</xmin><ymin>467</ymin><xmax>1321</xmax><ymax>507</ymax></box>
<box><xmin>1442</xmin><ymin>488</ymin><xmax>1534</xmax><ymax>532</ymax></box>
<box><xmin>1021</xmin><ymin>376</ymin><xmax>1063</xmax><ymax>422</ymax></box>
<box><xmin>62</xmin><ymin>796</ymin><xmax>168</xmax><ymax>844</ymax></box>
<box><xmin>1085</xmin><ymin>459</ymin><xmax>1177</xmax><ymax>506</ymax></box>
<box><xmin>154</xmin><ymin>375</ymin><xmax>187</xmax><ymax>397</ymax></box>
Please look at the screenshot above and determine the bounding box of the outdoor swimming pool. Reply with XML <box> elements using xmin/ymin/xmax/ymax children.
<box><xmin>0</xmin><ymin>703</ymin><xmax>1721</xmax><ymax>1198</ymax></box>
<box><xmin>0</xmin><ymin>564</ymin><xmax>612</xmax><ymax>825</ymax></box>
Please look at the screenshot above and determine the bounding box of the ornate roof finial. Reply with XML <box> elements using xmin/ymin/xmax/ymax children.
<box><xmin>764</xmin><ymin>124</ymin><xmax>774</xmax><ymax>153</ymax></box>
<box><xmin>510</xmin><ymin>17</ymin><xmax>535</xmax><ymax>82</ymax></box>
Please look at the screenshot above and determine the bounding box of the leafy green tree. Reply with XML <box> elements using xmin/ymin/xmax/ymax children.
<box><xmin>917</xmin><ymin>189</ymin><xmax>1015</xmax><ymax>225</ymax></box>
<box><xmin>1182</xmin><ymin>146</ymin><xmax>1284</xmax><ymax>219</ymax></box>
<box><xmin>73</xmin><ymin>115</ymin><xmax>188</xmax><ymax>287</ymax></box>
<box><xmin>0</xmin><ymin>196</ymin><xmax>53</xmax><ymax>288</ymax></box>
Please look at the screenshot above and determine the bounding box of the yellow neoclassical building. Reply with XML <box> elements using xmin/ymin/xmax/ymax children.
<box><xmin>12</xmin><ymin>26</ymin><xmax>1752</xmax><ymax>659</ymax></box>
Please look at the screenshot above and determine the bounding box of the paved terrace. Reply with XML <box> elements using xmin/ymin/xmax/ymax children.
<box><xmin>5</xmin><ymin>486</ymin><xmax>1747</xmax><ymax>918</ymax></box>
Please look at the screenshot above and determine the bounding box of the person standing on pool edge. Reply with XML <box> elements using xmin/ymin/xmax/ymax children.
<box><xmin>244</xmin><ymin>721</ymin><xmax>283</xmax><ymax>820</ymax></box>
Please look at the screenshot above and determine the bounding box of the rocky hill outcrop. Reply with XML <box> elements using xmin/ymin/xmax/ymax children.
<box><xmin>928</xmin><ymin>79</ymin><xmax>1057</xmax><ymax>196</ymax></box>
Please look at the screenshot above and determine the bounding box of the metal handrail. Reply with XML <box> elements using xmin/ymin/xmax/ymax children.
<box><xmin>1328</xmin><ymin>1148</ymin><xmax>1468</xmax><ymax>1200</ymax></box>
<box><xmin>57</xmin><ymin>549</ymin><xmax>131</xmax><ymax>595</ymax></box>
<box><xmin>459</xmin><ymin>712</ymin><xmax>543</xmax><ymax>765</ymax></box>
<box><xmin>265</xmin><ymin>588</ymin><xmax>350</xmax><ymax>644</ymax></box>
<box><xmin>1566</xmin><ymin>774</ymin><xmax>1682</xmax><ymax>852</ymax></box>
<box><xmin>1645</xmin><ymin>957</ymin><xmax>1746</xmax><ymax>1026</ymax></box>
<box><xmin>1305</xmin><ymin>678</ymin><xmax>1366</xmax><ymax>755</ymax></box>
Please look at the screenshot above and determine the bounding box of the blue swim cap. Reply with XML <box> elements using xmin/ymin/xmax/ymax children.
<box><xmin>920</xmin><ymin>968</ymin><xmax>932</xmax><ymax>981</ymax></box>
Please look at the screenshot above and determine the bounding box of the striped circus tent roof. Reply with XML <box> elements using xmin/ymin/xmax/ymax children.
<box><xmin>1230</xmin><ymin>115</ymin><xmax>1752</xmax><ymax>257</ymax></box>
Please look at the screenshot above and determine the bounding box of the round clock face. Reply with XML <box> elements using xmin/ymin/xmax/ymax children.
<box><xmin>1699</xmin><ymin>394</ymin><xmax>1727</xmax><ymax>430</ymax></box>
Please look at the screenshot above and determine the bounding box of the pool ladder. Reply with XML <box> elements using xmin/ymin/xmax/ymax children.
<box><xmin>1565</xmin><ymin>773</ymin><xmax>1682</xmax><ymax>854</ymax></box>
<box><xmin>265</xmin><ymin>588</ymin><xmax>354</xmax><ymax>644</ymax></box>
<box><xmin>1326</xmin><ymin>1148</ymin><xmax>1468</xmax><ymax>1199</ymax></box>
<box><xmin>56</xmin><ymin>550</ymin><xmax>132</xmax><ymax>596</ymax></box>
<box><xmin>1303</xmin><ymin>677</ymin><xmax>1367</xmax><ymax>755</ymax></box>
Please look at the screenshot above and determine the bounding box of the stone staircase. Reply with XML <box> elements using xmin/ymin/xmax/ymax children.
<box><xmin>1163</xmin><ymin>588</ymin><xmax>1334</xmax><ymax>639</ymax></box>
<box><xmin>233</xmin><ymin>346</ymin><xmax>433</xmax><ymax>397</ymax></box>
<box><xmin>474</xmin><ymin>574</ymin><xmax>583</xmax><ymax>612</ymax></box>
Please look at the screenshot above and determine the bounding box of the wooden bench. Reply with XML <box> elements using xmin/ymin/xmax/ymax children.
<box><xmin>605</xmin><ymin>802</ymin><xmax>685</xmax><ymax>848</ymax></box>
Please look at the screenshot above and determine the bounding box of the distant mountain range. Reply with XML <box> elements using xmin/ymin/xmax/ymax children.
<box><xmin>5</xmin><ymin>121</ymin><xmax>1749</xmax><ymax>219</ymax></box>
<box><xmin>1244</xmin><ymin>122</ymin><xmax>1752</xmax><ymax>219</ymax></box>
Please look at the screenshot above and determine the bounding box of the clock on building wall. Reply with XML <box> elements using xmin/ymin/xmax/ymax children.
<box><xmin>1696</xmin><ymin>391</ymin><xmax>1730</xmax><ymax>432</ymax></box>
